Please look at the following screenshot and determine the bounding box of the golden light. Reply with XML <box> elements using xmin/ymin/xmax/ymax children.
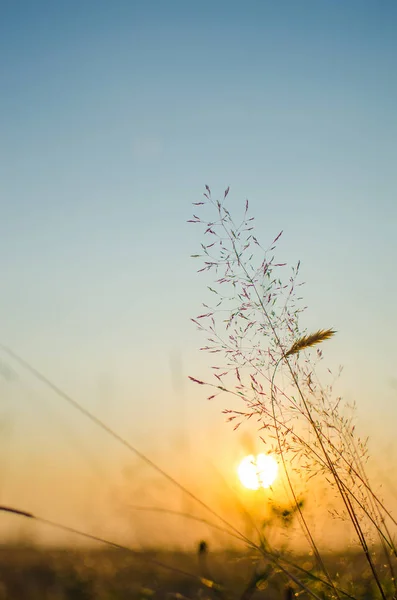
<box><xmin>238</xmin><ymin>454</ymin><xmax>278</xmax><ymax>490</ymax></box>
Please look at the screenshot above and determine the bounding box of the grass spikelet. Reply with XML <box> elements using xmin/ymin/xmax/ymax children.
<box><xmin>284</xmin><ymin>329</ymin><xmax>336</xmax><ymax>357</ymax></box>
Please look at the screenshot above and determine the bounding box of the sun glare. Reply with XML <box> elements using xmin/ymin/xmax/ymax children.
<box><xmin>238</xmin><ymin>454</ymin><xmax>278</xmax><ymax>490</ymax></box>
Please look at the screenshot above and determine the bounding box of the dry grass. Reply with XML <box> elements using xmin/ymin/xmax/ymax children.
<box><xmin>188</xmin><ymin>186</ymin><xmax>397</xmax><ymax>599</ymax></box>
<box><xmin>284</xmin><ymin>329</ymin><xmax>336</xmax><ymax>358</ymax></box>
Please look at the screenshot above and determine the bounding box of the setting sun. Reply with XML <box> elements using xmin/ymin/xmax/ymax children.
<box><xmin>238</xmin><ymin>454</ymin><xmax>278</xmax><ymax>490</ymax></box>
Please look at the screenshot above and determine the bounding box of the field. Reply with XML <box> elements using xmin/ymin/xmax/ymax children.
<box><xmin>0</xmin><ymin>545</ymin><xmax>389</xmax><ymax>599</ymax></box>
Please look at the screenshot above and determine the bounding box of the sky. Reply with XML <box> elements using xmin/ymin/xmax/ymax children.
<box><xmin>0</xmin><ymin>0</ymin><xmax>397</xmax><ymax>547</ymax></box>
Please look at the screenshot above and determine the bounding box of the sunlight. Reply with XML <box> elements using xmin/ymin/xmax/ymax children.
<box><xmin>238</xmin><ymin>454</ymin><xmax>278</xmax><ymax>490</ymax></box>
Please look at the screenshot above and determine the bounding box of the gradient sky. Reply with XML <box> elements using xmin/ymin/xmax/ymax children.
<box><xmin>0</xmin><ymin>1</ymin><xmax>397</xmax><ymax>544</ymax></box>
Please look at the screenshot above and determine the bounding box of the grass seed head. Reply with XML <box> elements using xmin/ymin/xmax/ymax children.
<box><xmin>284</xmin><ymin>329</ymin><xmax>336</xmax><ymax>358</ymax></box>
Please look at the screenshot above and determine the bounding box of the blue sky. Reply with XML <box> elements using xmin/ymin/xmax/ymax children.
<box><xmin>0</xmin><ymin>1</ymin><xmax>397</xmax><ymax>541</ymax></box>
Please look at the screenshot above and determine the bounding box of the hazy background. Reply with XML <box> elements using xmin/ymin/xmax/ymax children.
<box><xmin>0</xmin><ymin>0</ymin><xmax>396</xmax><ymax>548</ymax></box>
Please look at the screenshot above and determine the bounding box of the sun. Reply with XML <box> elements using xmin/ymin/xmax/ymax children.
<box><xmin>238</xmin><ymin>454</ymin><xmax>278</xmax><ymax>490</ymax></box>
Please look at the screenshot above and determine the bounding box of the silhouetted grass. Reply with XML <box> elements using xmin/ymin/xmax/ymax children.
<box><xmin>0</xmin><ymin>186</ymin><xmax>395</xmax><ymax>599</ymax></box>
